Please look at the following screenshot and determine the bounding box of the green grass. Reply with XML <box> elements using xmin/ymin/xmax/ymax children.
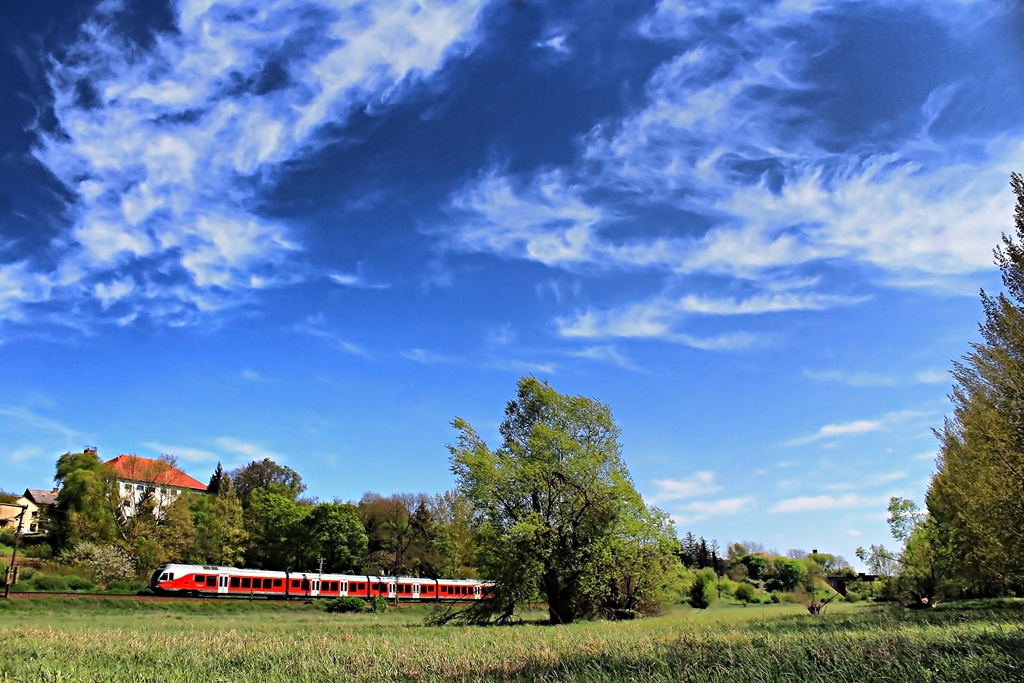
<box><xmin>0</xmin><ymin>599</ymin><xmax>1022</xmax><ymax>682</ymax></box>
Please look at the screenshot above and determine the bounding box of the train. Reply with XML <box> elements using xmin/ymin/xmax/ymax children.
<box><xmin>150</xmin><ymin>563</ymin><xmax>492</xmax><ymax>601</ymax></box>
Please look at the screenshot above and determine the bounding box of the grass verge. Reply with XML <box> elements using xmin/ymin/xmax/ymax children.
<box><xmin>0</xmin><ymin>600</ymin><xmax>1022</xmax><ymax>682</ymax></box>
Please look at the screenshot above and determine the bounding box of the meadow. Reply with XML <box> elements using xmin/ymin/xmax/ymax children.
<box><xmin>1</xmin><ymin>598</ymin><xmax>1022</xmax><ymax>682</ymax></box>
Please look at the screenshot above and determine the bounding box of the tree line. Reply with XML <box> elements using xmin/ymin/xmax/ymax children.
<box><xmin>21</xmin><ymin>451</ymin><xmax>479</xmax><ymax>584</ymax></box>
<box><xmin>8</xmin><ymin>378</ymin><xmax>857</xmax><ymax>623</ymax></box>
<box><xmin>858</xmin><ymin>174</ymin><xmax>1024</xmax><ymax>607</ymax></box>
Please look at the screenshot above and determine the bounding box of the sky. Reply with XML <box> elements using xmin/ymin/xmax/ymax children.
<box><xmin>1</xmin><ymin>0</ymin><xmax>1022</xmax><ymax>564</ymax></box>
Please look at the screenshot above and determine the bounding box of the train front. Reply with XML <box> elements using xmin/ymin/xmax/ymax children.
<box><xmin>149</xmin><ymin>564</ymin><xmax>170</xmax><ymax>593</ymax></box>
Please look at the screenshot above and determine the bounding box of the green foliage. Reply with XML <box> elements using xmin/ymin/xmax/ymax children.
<box><xmin>689</xmin><ymin>569</ymin><xmax>716</xmax><ymax>609</ymax></box>
<box><xmin>231</xmin><ymin>458</ymin><xmax>306</xmax><ymax>508</ymax></box>
<box><xmin>243</xmin><ymin>489</ymin><xmax>310</xmax><ymax>570</ymax></box>
<box><xmin>733</xmin><ymin>581</ymin><xmax>759</xmax><ymax>603</ymax></box>
<box><xmin>928</xmin><ymin>173</ymin><xmax>1024</xmax><ymax>596</ymax></box>
<box><xmin>370</xmin><ymin>595</ymin><xmax>389</xmax><ymax>613</ymax></box>
<box><xmin>325</xmin><ymin>596</ymin><xmax>367</xmax><ymax>613</ymax></box>
<box><xmin>449</xmin><ymin>376</ymin><xmax>679</xmax><ymax>624</ymax></box>
<box><xmin>302</xmin><ymin>502</ymin><xmax>367</xmax><ymax>573</ymax></box>
<box><xmin>52</xmin><ymin>450</ymin><xmax>120</xmax><ymax>549</ymax></box>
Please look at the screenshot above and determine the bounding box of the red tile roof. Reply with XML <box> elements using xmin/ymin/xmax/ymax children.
<box><xmin>105</xmin><ymin>455</ymin><xmax>208</xmax><ymax>492</ymax></box>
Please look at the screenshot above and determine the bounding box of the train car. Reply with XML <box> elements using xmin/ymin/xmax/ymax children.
<box><xmin>150</xmin><ymin>563</ymin><xmax>491</xmax><ymax>601</ymax></box>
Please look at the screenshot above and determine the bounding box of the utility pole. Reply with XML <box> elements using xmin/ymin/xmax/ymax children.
<box><xmin>3</xmin><ymin>504</ymin><xmax>27</xmax><ymax>599</ymax></box>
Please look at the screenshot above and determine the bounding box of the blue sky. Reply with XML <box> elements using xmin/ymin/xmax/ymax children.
<box><xmin>1</xmin><ymin>0</ymin><xmax>1022</xmax><ymax>563</ymax></box>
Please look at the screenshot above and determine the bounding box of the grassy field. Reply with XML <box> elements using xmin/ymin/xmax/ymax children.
<box><xmin>1</xmin><ymin>598</ymin><xmax>1022</xmax><ymax>682</ymax></box>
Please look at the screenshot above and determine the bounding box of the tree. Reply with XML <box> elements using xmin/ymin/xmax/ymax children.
<box><xmin>857</xmin><ymin>497</ymin><xmax>957</xmax><ymax>607</ymax></box>
<box><xmin>207</xmin><ymin>462</ymin><xmax>227</xmax><ymax>496</ymax></box>
<box><xmin>52</xmin><ymin>450</ymin><xmax>119</xmax><ymax>550</ymax></box>
<box><xmin>243</xmin><ymin>489</ymin><xmax>310</xmax><ymax>569</ymax></box>
<box><xmin>302</xmin><ymin>502</ymin><xmax>367</xmax><ymax>573</ymax></box>
<box><xmin>231</xmin><ymin>458</ymin><xmax>306</xmax><ymax>508</ymax></box>
<box><xmin>927</xmin><ymin>173</ymin><xmax>1024</xmax><ymax>594</ymax></box>
<box><xmin>449</xmin><ymin>376</ymin><xmax>678</xmax><ymax>624</ymax></box>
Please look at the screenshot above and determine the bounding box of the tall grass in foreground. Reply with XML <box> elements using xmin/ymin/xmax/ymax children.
<box><xmin>1</xmin><ymin>602</ymin><xmax>1022</xmax><ymax>682</ymax></box>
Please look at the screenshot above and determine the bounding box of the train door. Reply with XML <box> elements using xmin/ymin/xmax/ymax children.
<box><xmin>474</xmin><ymin>584</ymin><xmax>481</xmax><ymax>599</ymax></box>
<box><xmin>388</xmin><ymin>582</ymin><xmax>396</xmax><ymax>599</ymax></box>
<box><xmin>218</xmin><ymin>574</ymin><xmax>229</xmax><ymax>594</ymax></box>
<box><xmin>310</xmin><ymin>579</ymin><xmax>320</xmax><ymax>597</ymax></box>
<box><xmin>412</xmin><ymin>584</ymin><xmax>421</xmax><ymax>599</ymax></box>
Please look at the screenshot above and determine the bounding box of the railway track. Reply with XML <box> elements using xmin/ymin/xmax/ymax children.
<box><xmin>4</xmin><ymin>591</ymin><xmax>241</xmax><ymax>602</ymax></box>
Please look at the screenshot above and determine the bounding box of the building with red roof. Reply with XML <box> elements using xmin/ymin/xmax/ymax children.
<box><xmin>104</xmin><ymin>453</ymin><xmax>207</xmax><ymax>516</ymax></box>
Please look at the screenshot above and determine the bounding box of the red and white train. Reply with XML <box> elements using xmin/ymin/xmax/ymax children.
<box><xmin>150</xmin><ymin>563</ymin><xmax>492</xmax><ymax>601</ymax></box>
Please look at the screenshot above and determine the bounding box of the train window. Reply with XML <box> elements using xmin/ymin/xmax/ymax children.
<box><xmin>301</xmin><ymin>579</ymin><xmax>310</xmax><ymax>591</ymax></box>
<box><xmin>241</xmin><ymin>578</ymin><xmax>251</xmax><ymax>589</ymax></box>
<box><xmin>290</xmin><ymin>579</ymin><xmax>299</xmax><ymax>588</ymax></box>
<box><xmin>230</xmin><ymin>577</ymin><xmax>240</xmax><ymax>588</ymax></box>
<box><xmin>206</xmin><ymin>576</ymin><xmax>216</xmax><ymax>587</ymax></box>
<box><xmin>273</xmin><ymin>579</ymin><xmax>282</xmax><ymax>587</ymax></box>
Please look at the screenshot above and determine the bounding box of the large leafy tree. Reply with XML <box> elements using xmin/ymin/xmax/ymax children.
<box><xmin>301</xmin><ymin>502</ymin><xmax>367</xmax><ymax>573</ymax></box>
<box><xmin>449</xmin><ymin>376</ymin><xmax>677</xmax><ymax>624</ymax></box>
<box><xmin>231</xmin><ymin>458</ymin><xmax>306</xmax><ymax>508</ymax></box>
<box><xmin>52</xmin><ymin>450</ymin><xmax>120</xmax><ymax>549</ymax></box>
<box><xmin>243</xmin><ymin>489</ymin><xmax>311</xmax><ymax>570</ymax></box>
<box><xmin>929</xmin><ymin>173</ymin><xmax>1024</xmax><ymax>593</ymax></box>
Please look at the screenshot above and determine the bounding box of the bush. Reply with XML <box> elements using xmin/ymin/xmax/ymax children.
<box><xmin>734</xmin><ymin>582</ymin><xmax>759</xmax><ymax>603</ymax></box>
<box><xmin>325</xmin><ymin>596</ymin><xmax>366</xmax><ymax>613</ymax></box>
<box><xmin>104</xmin><ymin>579</ymin><xmax>147</xmax><ymax>594</ymax></box>
<box><xmin>689</xmin><ymin>570</ymin><xmax>716</xmax><ymax>609</ymax></box>
<box><xmin>59</xmin><ymin>542</ymin><xmax>135</xmax><ymax>586</ymax></box>
<box><xmin>370</xmin><ymin>596</ymin><xmax>389</xmax><ymax>613</ymax></box>
<box><xmin>22</xmin><ymin>543</ymin><xmax>53</xmax><ymax>560</ymax></box>
<box><xmin>31</xmin><ymin>574</ymin><xmax>70</xmax><ymax>591</ymax></box>
<box><xmin>65</xmin><ymin>575</ymin><xmax>95</xmax><ymax>591</ymax></box>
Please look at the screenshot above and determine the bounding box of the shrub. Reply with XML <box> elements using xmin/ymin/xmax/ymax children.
<box><xmin>734</xmin><ymin>582</ymin><xmax>759</xmax><ymax>603</ymax></box>
<box><xmin>105</xmin><ymin>579</ymin><xmax>147</xmax><ymax>594</ymax></box>
<box><xmin>65</xmin><ymin>575</ymin><xmax>95</xmax><ymax>591</ymax></box>
<box><xmin>31</xmin><ymin>574</ymin><xmax>70</xmax><ymax>591</ymax></box>
<box><xmin>326</xmin><ymin>596</ymin><xmax>366</xmax><ymax>613</ymax></box>
<box><xmin>22</xmin><ymin>544</ymin><xmax>53</xmax><ymax>560</ymax></box>
<box><xmin>689</xmin><ymin>570</ymin><xmax>716</xmax><ymax>609</ymax></box>
<box><xmin>370</xmin><ymin>596</ymin><xmax>389</xmax><ymax>613</ymax></box>
<box><xmin>60</xmin><ymin>542</ymin><xmax>135</xmax><ymax>586</ymax></box>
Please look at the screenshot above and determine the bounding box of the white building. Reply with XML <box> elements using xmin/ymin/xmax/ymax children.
<box><xmin>105</xmin><ymin>454</ymin><xmax>207</xmax><ymax>515</ymax></box>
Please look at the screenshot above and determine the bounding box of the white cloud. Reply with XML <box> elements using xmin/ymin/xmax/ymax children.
<box><xmin>787</xmin><ymin>410</ymin><xmax>927</xmax><ymax>446</ymax></box>
<box><xmin>328</xmin><ymin>272</ymin><xmax>390</xmax><ymax>289</ymax></box>
<box><xmin>0</xmin><ymin>406</ymin><xmax>81</xmax><ymax>439</ymax></box>
<box><xmin>671</xmin><ymin>496</ymin><xmax>756</xmax><ymax>524</ymax></box>
<box><xmin>142</xmin><ymin>442</ymin><xmax>220</xmax><ymax>464</ymax></box>
<box><xmin>567</xmin><ymin>345</ymin><xmax>642</xmax><ymax>371</ymax></box>
<box><xmin>403</xmin><ymin>350</ymin><xmax>460</xmax><ymax>366</ymax></box>
<box><xmin>444</xmin><ymin>0</ymin><xmax>1016</xmax><ymax>340</ymax></box>
<box><xmin>649</xmin><ymin>471</ymin><xmax>721</xmax><ymax>503</ymax></box>
<box><xmin>213</xmin><ymin>437</ymin><xmax>286</xmax><ymax>464</ymax></box>
<box><xmin>847</xmin><ymin>529</ymin><xmax>864</xmax><ymax>537</ymax></box>
<box><xmin>769</xmin><ymin>493</ymin><xmax>862</xmax><ymax>513</ymax></box>
<box><xmin>557</xmin><ymin>291</ymin><xmax>862</xmax><ymax>345</ymax></box>
<box><xmin>8</xmin><ymin>0</ymin><xmax>491</xmax><ymax>325</ymax></box>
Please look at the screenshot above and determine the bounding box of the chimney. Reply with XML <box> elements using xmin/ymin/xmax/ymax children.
<box><xmin>812</xmin><ymin>549</ymin><xmax>818</xmax><ymax>554</ymax></box>
<box><xmin>84</xmin><ymin>446</ymin><xmax>97</xmax><ymax>455</ymax></box>
<box><xmin>52</xmin><ymin>487</ymin><xmax>59</xmax><ymax>494</ymax></box>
